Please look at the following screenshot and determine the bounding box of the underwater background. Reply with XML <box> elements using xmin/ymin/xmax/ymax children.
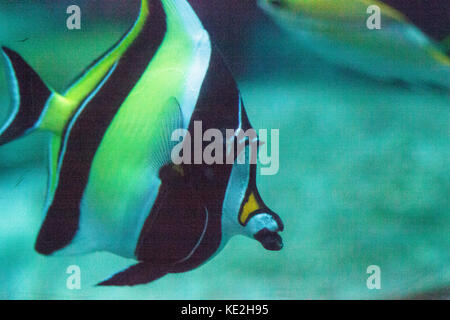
<box><xmin>0</xmin><ymin>0</ymin><xmax>448</xmax><ymax>299</ymax></box>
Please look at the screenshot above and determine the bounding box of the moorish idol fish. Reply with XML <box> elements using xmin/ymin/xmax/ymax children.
<box><xmin>258</xmin><ymin>0</ymin><xmax>450</xmax><ymax>87</ymax></box>
<box><xmin>0</xmin><ymin>0</ymin><xmax>284</xmax><ymax>286</ymax></box>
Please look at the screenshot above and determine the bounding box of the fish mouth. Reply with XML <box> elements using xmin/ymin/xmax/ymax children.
<box><xmin>254</xmin><ymin>228</ymin><xmax>283</xmax><ymax>251</ymax></box>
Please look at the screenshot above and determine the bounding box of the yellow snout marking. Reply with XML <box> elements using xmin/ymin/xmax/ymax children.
<box><xmin>240</xmin><ymin>192</ymin><xmax>262</xmax><ymax>225</ymax></box>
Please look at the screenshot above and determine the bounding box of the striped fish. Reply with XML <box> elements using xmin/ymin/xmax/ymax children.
<box><xmin>258</xmin><ymin>0</ymin><xmax>450</xmax><ymax>87</ymax></box>
<box><xmin>0</xmin><ymin>0</ymin><xmax>284</xmax><ymax>286</ymax></box>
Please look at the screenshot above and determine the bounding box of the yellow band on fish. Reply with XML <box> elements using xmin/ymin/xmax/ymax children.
<box><xmin>240</xmin><ymin>192</ymin><xmax>263</xmax><ymax>225</ymax></box>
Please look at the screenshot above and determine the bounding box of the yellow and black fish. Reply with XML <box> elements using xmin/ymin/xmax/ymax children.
<box><xmin>0</xmin><ymin>0</ymin><xmax>284</xmax><ymax>286</ymax></box>
<box><xmin>259</xmin><ymin>0</ymin><xmax>450</xmax><ymax>87</ymax></box>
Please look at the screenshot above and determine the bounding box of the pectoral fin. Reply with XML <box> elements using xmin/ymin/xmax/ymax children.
<box><xmin>151</xmin><ymin>97</ymin><xmax>183</xmax><ymax>171</ymax></box>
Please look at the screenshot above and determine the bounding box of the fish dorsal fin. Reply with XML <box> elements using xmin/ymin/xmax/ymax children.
<box><xmin>63</xmin><ymin>0</ymin><xmax>150</xmax><ymax>105</ymax></box>
<box><xmin>152</xmin><ymin>97</ymin><xmax>183</xmax><ymax>171</ymax></box>
<box><xmin>163</xmin><ymin>0</ymin><xmax>205</xmax><ymax>38</ymax></box>
<box><xmin>0</xmin><ymin>47</ymin><xmax>53</xmax><ymax>146</ymax></box>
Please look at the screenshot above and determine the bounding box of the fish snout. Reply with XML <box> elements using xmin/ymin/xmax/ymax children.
<box><xmin>254</xmin><ymin>228</ymin><xmax>283</xmax><ymax>251</ymax></box>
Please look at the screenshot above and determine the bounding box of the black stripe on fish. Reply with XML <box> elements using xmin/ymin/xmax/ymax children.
<box><xmin>35</xmin><ymin>0</ymin><xmax>168</xmax><ymax>255</ymax></box>
<box><xmin>135</xmin><ymin>169</ymin><xmax>209</xmax><ymax>265</ymax></box>
<box><xmin>134</xmin><ymin>47</ymin><xmax>251</xmax><ymax>278</ymax></box>
<box><xmin>170</xmin><ymin>48</ymin><xmax>255</xmax><ymax>272</ymax></box>
<box><xmin>190</xmin><ymin>45</ymin><xmax>248</xmax><ymax>133</ymax></box>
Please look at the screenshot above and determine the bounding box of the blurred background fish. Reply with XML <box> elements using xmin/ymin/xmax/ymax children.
<box><xmin>0</xmin><ymin>0</ymin><xmax>449</xmax><ymax>299</ymax></box>
<box><xmin>258</xmin><ymin>0</ymin><xmax>450</xmax><ymax>87</ymax></box>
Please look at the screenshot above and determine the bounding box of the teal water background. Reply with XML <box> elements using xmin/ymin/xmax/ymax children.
<box><xmin>0</xmin><ymin>1</ymin><xmax>448</xmax><ymax>299</ymax></box>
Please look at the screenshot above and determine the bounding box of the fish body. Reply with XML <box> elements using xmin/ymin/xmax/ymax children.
<box><xmin>0</xmin><ymin>0</ymin><xmax>283</xmax><ymax>286</ymax></box>
<box><xmin>258</xmin><ymin>0</ymin><xmax>450</xmax><ymax>87</ymax></box>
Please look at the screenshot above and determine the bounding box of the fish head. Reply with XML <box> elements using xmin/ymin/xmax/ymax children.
<box><xmin>257</xmin><ymin>0</ymin><xmax>319</xmax><ymax>34</ymax></box>
<box><xmin>258</xmin><ymin>0</ymin><xmax>304</xmax><ymax>23</ymax></box>
<box><xmin>258</xmin><ymin>0</ymin><xmax>296</xmax><ymax>13</ymax></box>
<box><xmin>258</xmin><ymin>0</ymin><xmax>372</xmax><ymax>29</ymax></box>
<box><xmin>245</xmin><ymin>212</ymin><xmax>284</xmax><ymax>251</ymax></box>
<box><xmin>221</xmin><ymin>142</ymin><xmax>284</xmax><ymax>251</ymax></box>
<box><xmin>259</xmin><ymin>0</ymin><xmax>360</xmax><ymax>17</ymax></box>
